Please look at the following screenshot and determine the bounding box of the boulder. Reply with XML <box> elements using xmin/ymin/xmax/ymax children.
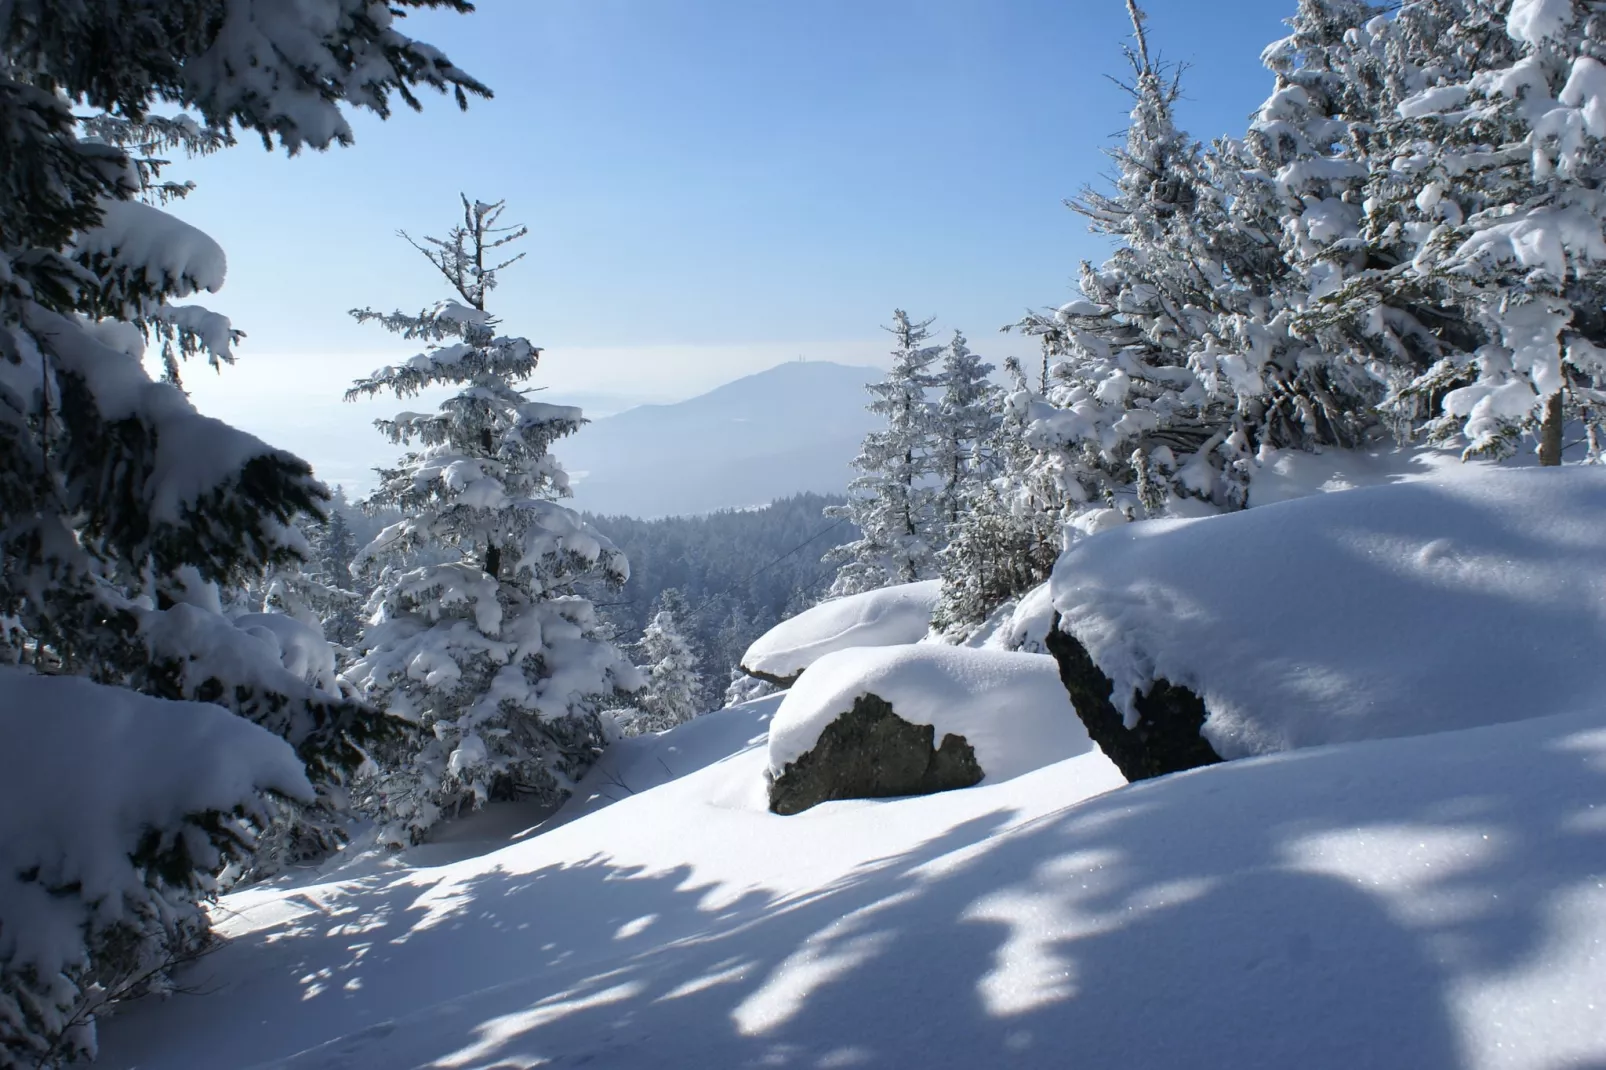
<box><xmin>767</xmin><ymin>692</ymin><xmax>983</xmax><ymax>815</ymax></box>
<box><xmin>1044</xmin><ymin>612</ymin><xmax>1222</xmax><ymax>781</ymax></box>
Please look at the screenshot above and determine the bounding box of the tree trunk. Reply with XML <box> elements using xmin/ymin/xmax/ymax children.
<box><xmin>481</xmin><ymin>424</ymin><xmax>500</xmax><ymax>577</ymax></box>
<box><xmin>1538</xmin><ymin>389</ymin><xmax>1565</xmax><ymax>466</ymax></box>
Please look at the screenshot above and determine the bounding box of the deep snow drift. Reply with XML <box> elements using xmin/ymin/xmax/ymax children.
<box><xmin>1052</xmin><ymin>465</ymin><xmax>1606</xmax><ymax>757</ymax></box>
<box><xmin>740</xmin><ymin>579</ymin><xmax>940</xmax><ymax>682</ymax></box>
<box><xmin>767</xmin><ymin>645</ymin><xmax>1093</xmax><ymax>781</ymax></box>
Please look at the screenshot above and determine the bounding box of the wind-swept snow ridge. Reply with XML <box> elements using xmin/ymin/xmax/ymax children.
<box><xmin>740</xmin><ymin>579</ymin><xmax>940</xmax><ymax>682</ymax></box>
<box><xmin>1052</xmin><ymin>466</ymin><xmax>1606</xmax><ymax>757</ymax></box>
<box><xmin>767</xmin><ymin>645</ymin><xmax>1095</xmax><ymax>781</ymax></box>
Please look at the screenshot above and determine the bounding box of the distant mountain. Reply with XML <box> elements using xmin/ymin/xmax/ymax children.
<box><xmin>553</xmin><ymin>360</ymin><xmax>880</xmax><ymax>518</ymax></box>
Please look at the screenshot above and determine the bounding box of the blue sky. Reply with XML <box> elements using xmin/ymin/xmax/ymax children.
<box><xmin>169</xmin><ymin>0</ymin><xmax>1298</xmax><ymax>488</ymax></box>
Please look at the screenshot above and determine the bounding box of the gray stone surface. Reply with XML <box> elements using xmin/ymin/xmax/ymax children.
<box><xmin>768</xmin><ymin>692</ymin><xmax>983</xmax><ymax>815</ymax></box>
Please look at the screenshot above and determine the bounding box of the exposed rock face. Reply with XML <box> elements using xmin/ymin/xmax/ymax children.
<box><xmin>740</xmin><ymin>665</ymin><xmax>802</xmax><ymax>689</ymax></box>
<box><xmin>1045</xmin><ymin>613</ymin><xmax>1222</xmax><ymax>781</ymax></box>
<box><xmin>767</xmin><ymin>693</ymin><xmax>983</xmax><ymax>815</ymax></box>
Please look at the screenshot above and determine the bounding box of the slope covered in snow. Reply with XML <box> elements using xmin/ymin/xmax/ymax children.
<box><xmin>1051</xmin><ymin>465</ymin><xmax>1606</xmax><ymax>758</ymax></box>
<box><xmin>97</xmin><ymin>683</ymin><xmax>1606</xmax><ymax>1070</ymax></box>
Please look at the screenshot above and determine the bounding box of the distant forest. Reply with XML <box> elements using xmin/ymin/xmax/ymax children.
<box><xmin>331</xmin><ymin>490</ymin><xmax>855</xmax><ymax>711</ymax></box>
<box><xmin>580</xmin><ymin>492</ymin><xmax>856</xmax><ymax>708</ymax></box>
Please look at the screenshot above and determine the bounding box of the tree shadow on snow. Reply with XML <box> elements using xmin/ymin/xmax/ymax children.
<box><xmin>100</xmin><ymin>711</ymin><xmax>1606</xmax><ymax>1070</ymax></box>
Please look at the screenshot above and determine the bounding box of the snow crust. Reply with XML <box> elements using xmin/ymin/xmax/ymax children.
<box><xmin>1052</xmin><ymin>466</ymin><xmax>1606</xmax><ymax>757</ymax></box>
<box><xmin>740</xmin><ymin>579</ymin><xmax>939</xmax><ymax>680</ymax></box>
<box><xmin>767</xmin><ymin>645</ymin><xmax>1093</xmax><ymax>781</ymax></box>
<box><xmin>98</xmin><ymin>687</ymin><xmax>1606</xmax><ymax>1070</ymax></box>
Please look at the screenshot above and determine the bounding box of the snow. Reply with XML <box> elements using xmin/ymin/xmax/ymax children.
<box><xmin>962</xmin><ymin>581</ymin><xmax>1057</xmax><ymax>654</ymax></box>
<box><xmin>767</xmin><ymin>645</ymin><xmax>1094</xmax><ymax>782</ymax></box>
<box><xmin>97</xmin><ymin>686</ymin><xmax>1606</xmax><ymax>1070</ymax></box>
<box><xmin>72</xmin><ymin>199</ymin><xmax>227</xmax><ymax>297</ymax></box>
<box><xmin>232</xmin><ymin>612</ymin><xmax>341</xmax><ymax>694</ymax></box>
<box><xmin>141</xmin><ymin>602</ymin><xmax>346</xmax><ymax>714</ymax></box>
<box><xmin>28</xmin><ymin>305</ymin><xmax>287</xmax><ymax>525</ymax></box>
<box><xmin>0</xmin><ymin>668</ymin><xmax>309</xmax><ymax>1051</ymax></box>
<box><xmin>1051</xmin><ymin>466</ymin><xmax>1606</xmax><ymax>758</ymax></box>
<box><xmin>1506</xmin><ymin>0</ymin><xmax>1575</xmax><ymax>44</ymax></box>
<box><xmin>740</xmin><ymin>579</ymin><xmax>940</xmax><ymax>681</ymax></box>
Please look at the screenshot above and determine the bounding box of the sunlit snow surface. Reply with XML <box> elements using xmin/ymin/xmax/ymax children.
<box><xmin>101</xmin><ymin>686</ymin><xmax>1606</xmax><ymax>1070</ymax></box>
<box><xmin>740</xmin><ymin>580</ymin><xmax>941</xmax><ymax>681</ymax></box>
<box><xmin>1053</xmin><ymin>465</ymin><xmax>1606</xmax><ymax>757</ymax></box>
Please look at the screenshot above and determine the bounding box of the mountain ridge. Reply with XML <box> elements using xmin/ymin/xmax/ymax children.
<box><xmin>554</xmin><ymin>360</ymin><xmax>879</xmax><ymax>519</ymax></box>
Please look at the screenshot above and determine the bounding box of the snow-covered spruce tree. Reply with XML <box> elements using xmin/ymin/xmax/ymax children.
<box><xmin>1307</xmin><ymin>0</ymin><xmax>1606</xmax><ymax>462</ymax></box>
<box><xmin>0</xmin><ymin>2</ymin><xmax>485</xmax><ymax>1062</ymax></box>
<box><xmin>1219</xmin><ymin>0</ymin><xmax>1431</xmax><ymax>455</ymax></box>
<box><xmin>933</xmin><ymin>356</ymin><xmax>1063</xmax><ymax>636</ymax></box>
<box><xmin>627</xmin><ymin>595</ymin><xmax>703</xmax><ymax>734</ymax></box>
<box><xmin>724</xmin><ymin>667</ymin><xmax>778</xmax><ymax>707</ymax></box>
<box><xmin>824</xmin><ymin>310</ymin><xmax>943</xmax><ymax>596</ymax></box>
<box><xmin>931</xmin><ymin>331</ymin><xmax>1001</xmax><ymax>533</ymax></box>
<box><xmin>344</xmin><ymin>198</ymin><xmax>640</xmax><ymax>844</ymax></box>
<box><xmin>1008</xmin><ymin>2</ymin><xmax>1247</xmax><ymax>532</ymax></box>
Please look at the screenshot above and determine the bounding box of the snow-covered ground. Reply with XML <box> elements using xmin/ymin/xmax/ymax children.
<box><xmin>101</xmin><ymin>689</ymin><xmax>1606</xmax><ymax>1070</ymax></box>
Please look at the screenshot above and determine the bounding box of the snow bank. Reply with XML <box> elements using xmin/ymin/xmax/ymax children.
<box><xmin>767</xmin><ymin>645</ymin><xmax>1094</xmax><ymax>782</ymax></box>
<box><xmin>740</xmin><ymin>579</ymin><xmax>940</xmax><ymax>682</ymax></box>
<box><xmin>1052</xmin><ymin>466</ymin><xmax>1606</xmax><ymax>757</ymax></box>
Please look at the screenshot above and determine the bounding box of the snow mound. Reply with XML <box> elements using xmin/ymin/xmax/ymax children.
<box><xmin>1052</xmin><ymin>465</ymin><xmax>1606</xmax><ymax>758</ymax></box>
<box><xmin>740</xmin><ymin>579</ymin><xmax>940</xmax><ymax>682</ymax></box>
<box><xmin>767</xmin><ymin>645</ymin><xmax>1094</xmax><ymax>782</ymax></box>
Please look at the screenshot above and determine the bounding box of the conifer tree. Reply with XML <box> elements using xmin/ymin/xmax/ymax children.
<box><xmin>931</xmin><ymin>331</ymin><xmax>1001</xmax><ymax>533</ymax></box>
<box><xmin>934</xmin><ymin>357</ymin><xmax>1063</xmax><ymax>635</ymax></box>
<box><xmin>1322</xmin><ymin>0</ymin><xmax>1606</xmax><ymax>461</ymax></box>
<box><xmin>343</xmin><ymin>197</ymin><xmax>639</xmax><ymax>844</ymax></box>
<box><xmin>630</xmin><ymin>594</ymin><xmax>703</xmax><ymax>733</ymax></box>
<box><xmin>1010</xmin><ymin>2</ymin><xmax>1248</xmax><ymax>530</ymax></box>
<box><xmin>824</xmin><ymin>310</ymin><xmax>943</xmax><ymax>595</ymax></box>
<box><xmin>0</xmin><ymin>2</ymin><xmax>485</xmax><ymax>1060</ymax></box>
